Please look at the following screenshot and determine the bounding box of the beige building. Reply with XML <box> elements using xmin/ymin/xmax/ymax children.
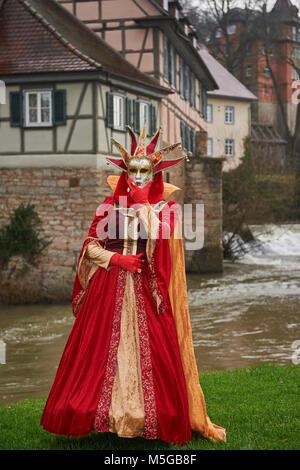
<box><xmin>199</xmin><ymin>45</ymin><xmax>258</xmax><ymax>172</ymax></box>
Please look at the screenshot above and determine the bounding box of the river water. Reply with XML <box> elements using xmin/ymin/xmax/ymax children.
<box><xmin>0</xmin><ymin>224</ymin><xmax>299</xmax><ymax>405</ymax></box>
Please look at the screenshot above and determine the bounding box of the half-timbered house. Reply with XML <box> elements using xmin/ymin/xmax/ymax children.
<box><xmin>0</xmin><ymin>0</ymin><xmax>171</xmax><ymax>299</ymax></box>
<box><xmin>56</xmin><ymin>0</ymin><xmax>219</xmax><ymax>187</ymax></box>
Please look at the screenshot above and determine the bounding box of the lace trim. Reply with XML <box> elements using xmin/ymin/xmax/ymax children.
<box><xmin>93</xmin><ymin>268</ymin><xmax>127</xmax><ymax>432</ymax></box>
<box><xmin>134</xmin><ymin>273</ymin><xmax>158</xmax><ymax>439</ymax></box>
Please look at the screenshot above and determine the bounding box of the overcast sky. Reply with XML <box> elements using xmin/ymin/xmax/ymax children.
<box><xmin>183</xmin><ymin>0</ymin><xmax>300</xmax><ymax>11</ymax></box>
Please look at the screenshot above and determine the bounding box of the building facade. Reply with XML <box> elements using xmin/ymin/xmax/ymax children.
<box><xmin>199</xmin><ymin>45</ymin><xmax>257</xmax><ymax>171</ymax></box>
<box><xmin>212</xmin><ymin>0</ymin><xmax>300</xmax><ymax>141</ymax></box>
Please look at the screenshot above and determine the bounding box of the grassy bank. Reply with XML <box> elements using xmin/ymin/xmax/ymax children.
<box><xmin>0</xmin><ymin>364</ymin><xmax>299</xmax><ymax>450</ymax></box>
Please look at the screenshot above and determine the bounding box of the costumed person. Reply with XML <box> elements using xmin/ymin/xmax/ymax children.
<box><xmin>40</xmin><ymin>125</ymin><xmax>226</xmax><ymax>444</ymax></box>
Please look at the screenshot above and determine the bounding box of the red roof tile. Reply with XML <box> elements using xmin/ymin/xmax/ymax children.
<box><xmin>0</xmin><ymin>0</ymin><xmax>99</xmax><ymax>74</ymax></box>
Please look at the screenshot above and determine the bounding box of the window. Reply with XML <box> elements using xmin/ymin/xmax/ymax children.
<box><xmin>184</xmin><ymin>62</ymin><xmax>190</xmax><ymax>102</ymax></box>
<box><xmin>206</xmin><ymin>104</ymin><xmax>213</xmax><ymax>123</ymax></box>
<box><xmin>133</xmin><ymin>100</ymin><xmax>156</xmax><ymax>136</ymax></box>
<box><xmin>270</xmin><ymin>86</ymin><xmax>274</xmax><ymax>96</ymax></box>
<box><xmin>180</xmin><ymin>120</ymin><xmax>196</xmax><ymax>153</ymax></box>
<box><xmin>24</xmin><ymin>90</ymin><xmax>52</xmax><ymax>127</ymax></box>
<box><xmin>9</xmin><ymin>88</ymin><xmax>66</xmax><ymax>128</ymax></box>
<box><xmin>262</xmin><ymin>84</ymin><xmax>267</xmax><ymax>96</ymax></box>
<box><xmin>292</xmin><ymin>48</ymin><xmax>300</xmax><ymax>59</ymax></box>
<box><xmin>179</xmin><ymin>58</ymin><xmax>196</xmax><ymax>106</ymax></box>
<box><xmin>225</xmin><ymin>138</ymin><xmax>235</xmax><ymax>157</ymax></box>
<box><xmin>227</xmin><ymin>24</ymin><xmax>236</xmax><ymax>35</ymax></box>
<box><xmin>199</xmin><ymin>82</ymin><xmax>207</xmax><ymax>120</ymax></box>
<box><xmin>264</xmin><ymin>66</ymin><xmax>271</xmax><ymax>78</ymax></box>
<box><xmin>292</xmin><ymin>26</ymin><xmax>300</xmax><ymax>41</ymax></box>
<box><xmin>246</xmin><ymin>65</ymin><xmax>252</xmax><ymax>77</ymax></box>
<box><xmin>246</xmin><ymin>43</ymin><xmax>252</xmax><ymax>55</ymax></box>
<box><xmin>225</xmin><ymin>105</ymin><xmax>235</xmax><ymax>124</ymax></box>
<box><xmin>190</xmin><ymin>72</ymin><xmax>196</xmax><ymax>108</ymax></box>
<box><xmin>113</xmin><ymin>94</ymin><xmax>125</xmax><ymax>131</ymax></box>
<box><xmin>164</xmin><ymin>35</ymin><xmax>176</xmax><ymax>88</ymax></box>
<box><xmin>292</xmin><ymin>67</ymin><xmax>300</xmax><ymax>80</ymax></box>
<box><xmin>207</xmin><ymin>138</ymin><xmax>213</xmax><ymax>156</ymax></box>
<box><xmin>106</xmin><ymin>92</ymin><xmax>131</xmax><ymax>131</ymax></box>
<box><xmin>139</xmin><ymin>101</ymin><xmax>151</xmax><ymax>135</ymax></box>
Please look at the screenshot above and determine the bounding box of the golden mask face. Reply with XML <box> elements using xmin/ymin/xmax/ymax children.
<box><xmin>127</xmin><ymin>157</ymin><xmax>154</xmax><ymax>188</ymax></box>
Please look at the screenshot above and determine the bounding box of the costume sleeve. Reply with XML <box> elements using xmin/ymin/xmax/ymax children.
<box><xmin>85</xmin><ymin>240</ymin><xmax>115</xmax><ymax>269</ymax></box>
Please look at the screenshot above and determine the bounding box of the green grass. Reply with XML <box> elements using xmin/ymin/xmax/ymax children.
<box><xmin>0</xmin><ymin>364</ymin><xmax>299</xmax><ymax>450</ymax></box>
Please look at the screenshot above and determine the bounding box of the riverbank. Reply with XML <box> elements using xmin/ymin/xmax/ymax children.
<box><xmin>0</xmin><ymin>364</ymin><xmax>299</xmax><ymax>450</ymax></box>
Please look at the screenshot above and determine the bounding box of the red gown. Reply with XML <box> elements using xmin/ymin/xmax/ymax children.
<box><xmin>40</xmin><ymin>173</ymin><xmax>226</xmax><ymax>444</ymax></box>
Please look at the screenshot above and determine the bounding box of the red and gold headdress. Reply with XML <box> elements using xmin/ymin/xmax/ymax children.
<box><xmin>106</xmin><ymin>125</ymin><xmax>185</xmax><ymax>174</ymax></box>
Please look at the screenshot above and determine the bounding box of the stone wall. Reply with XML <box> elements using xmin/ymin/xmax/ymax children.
<box><xmin>184</xmin><ymin>156</ymin><xmax>224</xmax><ymax>273</ymax></box>
<box><xmin>0</xmin><ymin>158</ymin><xmax>224</xmax><ymax>303</ymax></box>
<box><xmin>0</xmin><ymin>167</ymin><xmax>112</xmax><ymax>303</ymax></box>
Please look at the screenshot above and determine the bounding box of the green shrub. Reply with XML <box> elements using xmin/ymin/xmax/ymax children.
<box><xmin>0</xmin><ymin>203</ymin><xmax>52</xmax><ymax>279</ymax></box>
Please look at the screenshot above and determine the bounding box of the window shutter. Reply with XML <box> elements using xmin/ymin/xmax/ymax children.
<box><xmin>180</xmin><ymin>57</ymin><xmax>185</xmax><ymax>98</ymax></box>
<box><xmin>199</xmin><ymin>82</ymin><xmax>203</xmax><ymax>116</ymax></box>
<box><xmin>164</xmin><ymin>35</ymin><xmax>169</xmax><ymax>82</ymax></box>
<box><xmin>53</xmin><ymin>89</ymin><xmax>66</xmax><ymax>126</ymax></box>
<box><xmin>170</xmin><ymin>46</ymin><xmax>176</xmax><ymax>88</ymax></box>
<box><xmin>203</xmin><ymin>89</ymin><xmax>207</xmax><ymax>120</ymax></box>
<box><xmin>149</xmin><ymin>104</ymin><xmax>156</xmax><ymax>136</ymax></box>
<box><xmin>133</xmin><ymin>100</ymin><xmax>140</xmax><ymax>134</ymax></box>
<box><xmin>185</xmin><ymin>125</ymin><xmax>190</xmax><ymax>151</ymax></box>
<box><xmin>106</xmin><ymin>92</ymin><xmax>114</xmax><ymax>128</ymax></box>
<box><xmin>125</xmin><ymin>97</ymin><xmax>132</xmax><ymax>127</ymax></box>
<box><xmin>190</xmin><ymin>129</ymin><xmax>195</xmax><ymax>154</ymax></box>
<box><xmin>10</xmin><ymin>91</ymin><xmax>23</xmax><ymax>127</ymax></box>
<box><xmin>184</xmin><ymin>64</ymin><xmax>190</xmax><ymax>102</ymax></box>
<box><xmin>190</xmin><ymin>73</ymin><xmax>196</xmax><ymax>108</ymax></box>
<box><xmin>180</xmin><ymin>120</ymin><xmax>185</xmax><ymax>149</ymax></box>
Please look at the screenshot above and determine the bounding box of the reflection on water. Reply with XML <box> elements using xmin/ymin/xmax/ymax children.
<box><xmin>0</xmin><ymin>224</ymin><xmax>299</xmax><ymax>404</ymax></box>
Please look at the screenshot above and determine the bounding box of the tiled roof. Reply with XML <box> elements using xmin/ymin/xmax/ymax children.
<box><xmin>198</xmin><ymin>45</ymin><xmax>258</xmax><ymax>102</ymax></box>
<box><xmin>0</xmin><ymin>0</ymin><xmax>169</xmax><ymax>93</ymax></box>
<box><xmin>0</xmin><ymin>0</ymin><xmax>99</xmax><ymax>74</ymax></box>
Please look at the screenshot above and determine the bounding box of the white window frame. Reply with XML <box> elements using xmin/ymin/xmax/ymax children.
<box><xmin>207</xmin><ymin>137</ymin><xmax>213</xmax><ymax>156</ymax></box>
<box><xmin>246</xmin><ymin>65</ymin><xmax>252</xmax><ymax>77</ymax></box>
<box><xmin>264</xmin><ymin>66</ymin><xmax>271</xmax><ymax>78</ymax></box>
<box><xmin>24</xmin><ymin>89</ymin><xmax>52</xmax><ymax>128</ymax></box>
<box><xmin>206</xmin><ymin>104</ymin><xmax>213</xmax><ymax>123</ymax></box>
<box><xmin>139</xmin><ymin>101</ymin><xmax>151</xmax><ymax>135</ymax></box>
<box><xmin>225</xmin><ymin>138</ymin><xmax>235</xmax><ymax>157</ymax></box>
<box><xmin>292</xmin><ymin>67</ymin><xmax>300</xmax><ymax>80</ymax></box>
<box><xmin>113</xmin><ymin>94</ymin><xmax>126</xmax><ymax>131</ymax></box>
<box><xmin>225</xmin><ymin>105</ymin><xmax>235</xmax><ymax>125</ymax></box>
<box><xmin>262</xmin><ymin>84</ymin><xmax>267</xmax><ymax>96</ymax></box>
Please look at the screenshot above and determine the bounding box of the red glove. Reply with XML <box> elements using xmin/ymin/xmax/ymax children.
<box><xmin>110</xmin><ymin>252</ymin><xmax>145</xmax><ymax>274</ymax></box>
<box><xmin>127</xmin><ymin>178</ymin><xmax>152</xmax><ymax>205</ymax></box>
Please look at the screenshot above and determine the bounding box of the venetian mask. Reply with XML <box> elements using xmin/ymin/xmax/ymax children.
<box><xmin>127</xmin><ymin>157</ymin><xmax>154</xmax><ymax>188</ymax></box>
